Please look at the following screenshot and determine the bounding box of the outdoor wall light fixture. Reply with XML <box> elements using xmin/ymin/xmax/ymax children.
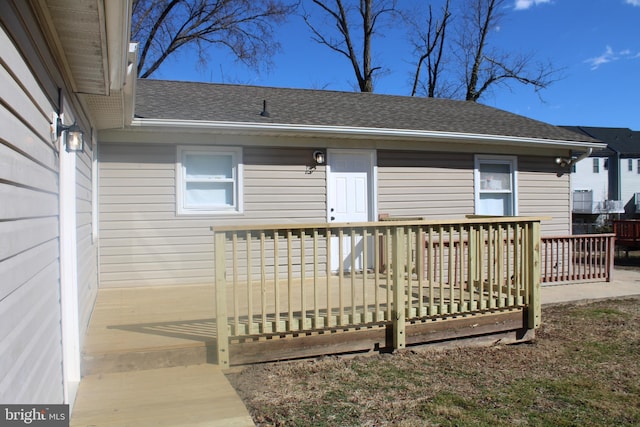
<box><xmin>555</xmin><ymin>157</ymin><xmax>571</xmax><ymax>168</ymax></box>
<box><xmin>306</xmin><ymin>150</ymin><xmax>326</xmax><ymax>174</ymax></box>
<box><xmin>313</xmin><ymin>150</ymin><xmax>325</xmax><ymax>165</ymax></box>
<box><xmin>52</xmin><ymin>116</ymin><xmax>84</xmax><ymax>153</ymax></box>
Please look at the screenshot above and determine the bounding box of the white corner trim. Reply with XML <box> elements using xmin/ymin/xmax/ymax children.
<box><xmin>59</xmin><ymin>147</ymin><xmax>81</xmax><ymax>407</ymax></box>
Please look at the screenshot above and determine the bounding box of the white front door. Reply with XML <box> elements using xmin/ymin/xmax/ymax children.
<box><xmin>327</xmin><ymin>150</ymin><xmax>375</xmax><ymax>271</ymax></box>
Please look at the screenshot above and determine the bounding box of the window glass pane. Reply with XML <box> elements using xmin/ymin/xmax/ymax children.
<box><xmin>480</xmin><ymin>163</ymin><xmax>511</xmax><ymax>191</ymax></box>
<box><xmin>185</xmin><ymin>154</ymin><xmax>232</xmax><ymax>179</ymax></box>
<box><xmin>185</xmin><ymin>182</ymin><xmax>233</xmax><ymax>207</ymax></box>
<box><xmin>479</xmin><ymin>193</ymin><xmax>512</xmax><ymax>215</ymax></box>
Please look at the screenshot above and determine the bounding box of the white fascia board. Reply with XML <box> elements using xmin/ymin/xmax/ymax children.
<box><xmin>105</xmin><ymin>0</ymin><xmax>133</xmax><ymax>92</ymax></box>
<box><xmin>130</xmin><ymin>118</ymin><xmax>607</xmax><ymax>150</ymax></box>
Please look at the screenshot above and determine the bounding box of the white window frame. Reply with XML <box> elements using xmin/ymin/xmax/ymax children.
<box><xmin>474</xmin><ymin>155</ymin><xmax>518</xmax><ymax>216</ymax></box>
<box><xmin>176</xmin><ymin>145</ymin><xmax>243</xmax><ymax>215</ymax></box>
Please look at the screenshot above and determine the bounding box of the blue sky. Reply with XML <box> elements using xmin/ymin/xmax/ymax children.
<box><xmin>153</xmin><ymin>0</ymin><xmax>640</xmax><ymax>130</ymax></box>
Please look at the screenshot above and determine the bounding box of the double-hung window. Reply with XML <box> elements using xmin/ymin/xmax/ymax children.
<box><xmin>474</xmin><ymin>155</ymin><xmax>517</xmax><ymax>216</ymax></box>
<box><xmin>177</xmin><ymin>146</ymin><xmax>243</xmax><ymax>215</ymax></box>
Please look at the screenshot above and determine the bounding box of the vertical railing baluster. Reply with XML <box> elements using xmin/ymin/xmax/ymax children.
<box><xmin>351</xmin><ymin>228</ymin><xmax>357</xmax><ymax>323</ymax></box>
<box><xmin>417</xmin><ymin>226</ymin><xmax>424</xmax><ymax>316</ymax></box>
<box><xmin>362</xmin><ymin>228</ymin><xmax>368</xmax><ymax>323</ymax></box>
<box><xmin>406</xmin><ymin>227</ymin><xmax>413</xmax><ymax>317</ymax></box>
<box><xmin>300</xmin><ymin>229</ymin><xmax>306</xmax><ymax>330</ymax></box>
<box><xmin>467</xmin><ymin>224</ymin><xmax>475</xmax><ymax>311</ymax></box>
<box><xmin>260</xmin><ymin>231</ymin><xmax>267</xmax><ymax>332</ymax></box>
<box><xmin>313</xmin><ymin>228</ymin><xmax>320</xmax><ymax>327</ymax></box>
<box><xmin>374</xmin><ymin>227</ymin><xmax>381</xmax><ymax>321</ymax></box>
<box><xmin>385</xmin><ymin>227</ymin><xmax>392</xmax><ymax>321</ymax></box>
<box><xmin>497</xmin><ymin>225</ymin><xmax>504</xmax><ymax>308</ymax></box>
<box><xmin>326</xmin><ymin>229</ymin><xmax>332</xmax><ymax>327</ymax></box>
<box><xmin>448</xmin><ymin>225</ymin><xmax>455</xmax><ymax>314</ymax></box>
<box><xmin>338</xmin><ymin>229</ymin><xmax>344</xmax><ymax>325</ymax></box>
<box><xmin>274</xmin><ymin>231</ymin><xmax>280</xmax><ymax>332</ymax></box>
<box><xmin>232</xmin><ymin>232</ymin><xmax>239</xmax><ymax>335</ymax></box>
<box><xmin>438</xmin><ymin>226</ymin><xmax>445</xmax><ymax>314</ymax></box>
<box><xmin>287</xmin><ymin>230</ymin><xmax>294</xmax><ymax>330</ymax></box>
<box><xmin>427</xmin><ymin>226</ymin><xmax>434</xmax><ymax>314</ymax></box>
<box><xmin>246</xmin><ymin>231</ymin><xmax>253</xmax><ymax>334</ymax></box>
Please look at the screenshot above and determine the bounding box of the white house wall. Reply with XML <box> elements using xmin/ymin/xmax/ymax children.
<box><xmin>619</xmin><ymin>157</ymin><xmax>640</xmax><ymax>210</ymax></box>
<box><xmin>98</xmin><ymin>140</ymin><xmax>570</xmax><ymax>288</ymax></box>
<box><xmin>0</xmin><ymin>3</ymin><xmax>98</xmax><ymax>404</ymax></box>
<box><xmin>571</xmin><ymin>156</ymin><xmax>609</xmax><ymax>203</ymax></box>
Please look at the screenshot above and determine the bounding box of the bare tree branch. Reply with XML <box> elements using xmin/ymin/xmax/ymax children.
<box><xmin>132</xmin><ymin>0</ymin><xmax>297</xmax><ymax>78</ymax></box>
<box><xmin>408</xmin><ymin>0</ymin><xmax>450</xmax><ymax>97</ymax></box>
<box><xmin>303</xmin><ymin>0</ymin><xmax>398</xmax><ymax>92</ymax></box>
<box><xmin>458</xmin><ymin>0</ymin><xmax>560</xmax><ymax>102</ymax></box>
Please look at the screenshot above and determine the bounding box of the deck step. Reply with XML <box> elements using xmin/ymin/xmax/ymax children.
<box><xmin>81</xmin><ymin>342</ymin><xmax>216</xmax><ymax>375</ymax></box>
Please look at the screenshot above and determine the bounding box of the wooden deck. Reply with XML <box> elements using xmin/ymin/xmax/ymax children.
<box><xmin>73</xmin><ymin>285</ymin><xmax>254</xmax><ymax>426</ymax></box>
<box><xmin>81</xmin><ymin>284</ymin><xmax>217</xmax><ymax>375</ymax></box>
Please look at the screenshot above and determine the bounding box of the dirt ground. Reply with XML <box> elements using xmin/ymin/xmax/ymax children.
<box><xmin>227</xmin><ymin>296</ymin><xmax>640</xmax><ymax>426</ymax></box>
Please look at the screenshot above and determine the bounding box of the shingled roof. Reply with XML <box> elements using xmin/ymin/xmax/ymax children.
<box><xmin>562</xmin><ymin>126</ymin><xmax>640</xmax><ymax>157</ymax></box>
<box><xmin>135</xmin><ymin>79</ymin><xmax>599</xmax><ymax>144</ymax></box>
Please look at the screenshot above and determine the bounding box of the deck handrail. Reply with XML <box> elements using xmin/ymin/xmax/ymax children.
<box><xmin>540</xmin><ymin>234</ymin><xmax>615</xmax><ymax>284</ymax></box>
<box><xmin>212</xmin><ymin>217</ymin><xmax>543</xmax><ymax>367</ymax></box>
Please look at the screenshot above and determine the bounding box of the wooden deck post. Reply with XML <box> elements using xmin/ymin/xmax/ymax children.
<box><xmin>527</xmin><ymin>221</ymin><xmax>541</xmax><ymax>329</ymax></box>
<box><xmin>214</xmin><ymin>231</ymin><xmax>230</xmax><ymax>368</ymax></box>
<box><xmin>392</xmin><ymin>226</ymin><xmax>406</xmax><ymax>350</ymax></box>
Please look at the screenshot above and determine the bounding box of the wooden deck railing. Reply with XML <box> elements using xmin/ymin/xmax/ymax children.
<box><xmin>540</xmin><ymin>234</ymin><xmax>615</xmax><ymax>284</ymax></box>
<box><xmin>212</xmin><ymin>217</ymin><xmax>543</xmax><ymax>367</ymax></box>
<box><xmin>613</xmin><ymin>220</ymin><xmax>640</xmax><ymax>252</ymax></box>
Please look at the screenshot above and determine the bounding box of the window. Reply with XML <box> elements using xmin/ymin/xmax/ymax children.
<box><xmin>474</xmin><ymin>156</ymin><xmax>517</xmax><ymax>216</ymax></box>
<box><xmin>637</xmin><ymin>159</ymin><xmax>640</xmax><ymax>174</ymax></box>
<box><xmin>604</xmin><ymin>159</ymin><xmax>608</xmax><ymax>170</ymax></box>
<box><xmin>593</xmin><ymin>158</ymin><xmax>599</xmax><ymax>173</ymax></box>
<box><xmin>629</xmin><ymin>159</ymin><xmax>634</xmax><ymax>172</ymax></box>
<box><xmin>176</xmin><ymin>146</ymin><xmax>243</xmax><ymax>214</ymax></box>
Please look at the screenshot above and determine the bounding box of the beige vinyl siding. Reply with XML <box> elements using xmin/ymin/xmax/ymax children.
<box><xmin>98</xmin><ymin>143</ymin><xmax>326</xmax><ymax>287</ymax></box>
<box><xmin>518</xmin><ymin>156</ymin><xmax>571</xmax><ymax>235</ymax></box>
<box><xmin>378</xmin><ymin>150</ymin><xmax>568</xmax><ymax>236</ymax></box>
<box><xmin>378</xmin><ymin>150</ymin><xmax>475</xmax><ymax>219</ymax></box>
<box><xmin>0</xmin><ymin>19</ymin><xmax>63</xmax><ymax>403</ymax></box>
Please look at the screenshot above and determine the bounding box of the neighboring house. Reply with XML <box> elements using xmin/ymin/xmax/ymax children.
<box><xmin>0</xmin><ymin>0</ymin><xmax>134</xmax><ymax>407</ymax></box>
<box><xmin>97</xmin><ymin>79</ymin><xmax>603</xmax><ymax>288</ymax></box>
<box><xmin>564</xmin><ymin>126</ymin><xmax>640</xmax><ymax>231</ymax></box>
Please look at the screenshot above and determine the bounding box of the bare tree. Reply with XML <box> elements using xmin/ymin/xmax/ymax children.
<box><xmin>458</xmin><ymin>0</ymin><xmax>558</xmax><ymax>102</ymax></box>
<box><xmin>408</xmin><ymin>0</ymin><xmax>451</xmax><ymax>97</ymax></box>
<box><xmin>303</xmin><ymin>0</ymin><xmax>398</xmax><ymax>92</ymax></box>
<box><xmin>132</xmin><ymin>0</ymin><xmax>296</xmax><ymax>78</ymax></box>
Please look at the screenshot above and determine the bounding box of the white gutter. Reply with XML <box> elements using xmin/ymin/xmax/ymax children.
<box><xmin>130</xmin><ymin>118</ymin><xmax>606</xmax><ymax>150</ymax></box>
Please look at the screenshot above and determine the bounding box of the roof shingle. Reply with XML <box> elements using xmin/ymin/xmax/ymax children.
<box><xmin>136</xmin><ymin>79</ymin><xmax>599</xmax><ymax>144</ymax></box>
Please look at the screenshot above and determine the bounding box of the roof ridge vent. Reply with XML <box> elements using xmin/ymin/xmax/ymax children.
<box><xmin>260</xmin><ymin>100</ymin><xmax>270</xmax><ymax>117</ymax></box>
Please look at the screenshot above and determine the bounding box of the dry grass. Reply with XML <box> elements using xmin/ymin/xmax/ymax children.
<box><xmin>227</xmin><ymin>298</ymin><xmax>640</xmax><ymax>426</ymax></box>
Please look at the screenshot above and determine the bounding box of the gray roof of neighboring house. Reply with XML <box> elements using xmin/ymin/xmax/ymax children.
<box><xmin>135</xmin><ymin>79</ymin><xmax>600</xmax><ymax>144</ymax></box>
<box><xmin>560</xmin><ymin>126</ymin><xmax>640</xmax><ymax>157</ymax></box>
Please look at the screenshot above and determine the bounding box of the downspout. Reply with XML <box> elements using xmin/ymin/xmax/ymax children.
<box><xmin>570</xmin><ymin>148</ymin><xmax>593</xmax><ymax>166</ymax></box>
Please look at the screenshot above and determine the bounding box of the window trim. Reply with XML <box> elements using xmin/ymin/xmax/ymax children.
<box><xmin>474</xmin><ymin>155</ymin><xmax>518</xmax><ymax>216</ymax></box>
<box><xmin>176</xmin><ymin>145</ymin><xmax>243</xmax><ymax>215</ymax></box>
